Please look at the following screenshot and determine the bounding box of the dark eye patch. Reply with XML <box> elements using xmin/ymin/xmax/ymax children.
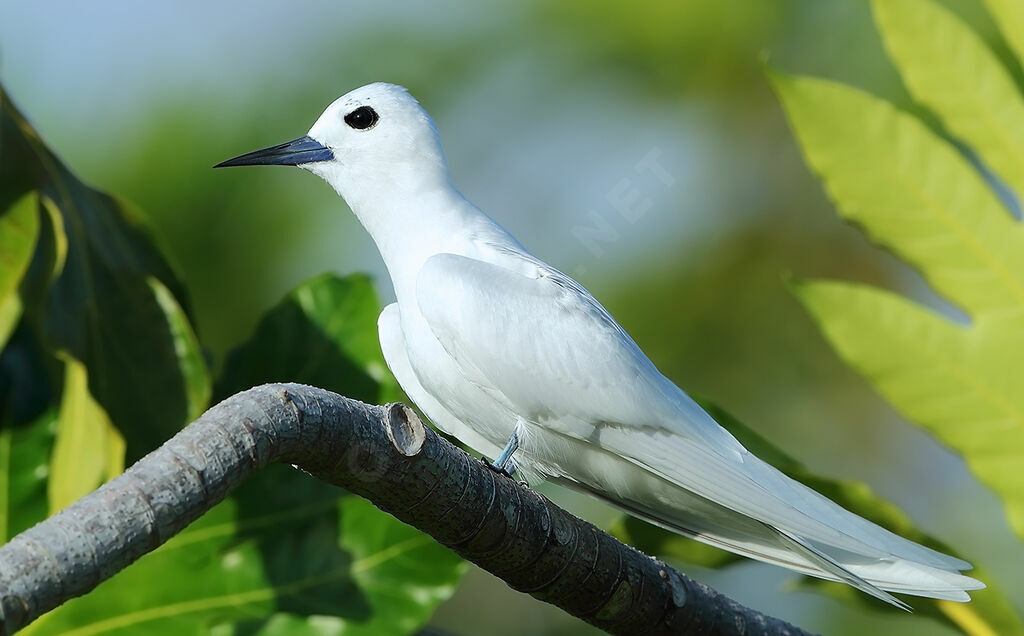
<box><xmin>344</xmin><ymin>106</ymin><xmax>379</xmax><ymax>130</ymax></box>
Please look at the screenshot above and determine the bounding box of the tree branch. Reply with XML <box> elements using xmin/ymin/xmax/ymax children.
<box><xmin>0</xmin><ymin>383</ymin><xmax>810</xmax><ymax>636</ymax></box>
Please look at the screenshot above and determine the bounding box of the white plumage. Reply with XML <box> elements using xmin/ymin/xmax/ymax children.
<box><xmin>219</xmin><ymin>82</ymin><xmax>984</xmax><ymax>607</ymax></box>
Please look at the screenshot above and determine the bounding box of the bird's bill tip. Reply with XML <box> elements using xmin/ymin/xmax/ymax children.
<box><xmin>214</xmin><ymin>135</ymin><xmax>333</xmax><ymax>168</ymax></box>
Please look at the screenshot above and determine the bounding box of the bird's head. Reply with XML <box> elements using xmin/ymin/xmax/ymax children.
<box><xmin>216</xmin><ymin>82</ymin><xmax>448</xmax><ymax>200</ymax></box>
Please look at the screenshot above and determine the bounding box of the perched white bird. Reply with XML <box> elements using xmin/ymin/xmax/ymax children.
<box><xmin>218</xmin><ymin>82</ymin><xmax>983</xmax><ymax>607</ymax></box>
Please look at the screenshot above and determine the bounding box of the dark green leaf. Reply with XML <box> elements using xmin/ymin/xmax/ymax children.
<box><xmin>0</xmin><ymin>84</ymin><xmax>198</xmax><ymax>462</ymax></box>
<box><xmin>215</xmin><ymin>272</ymin><xmax>398</xmax><ymax>405</ymax></box>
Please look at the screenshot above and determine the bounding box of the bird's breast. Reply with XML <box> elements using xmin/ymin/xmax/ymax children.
<box><xmin>399</xmin><ymin>306</ymin><xmax>521</xmax><ymax>448</ymax></box>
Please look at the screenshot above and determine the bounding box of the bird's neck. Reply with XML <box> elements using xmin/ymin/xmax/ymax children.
<box><xmin>338</xmin><ymin>172</ymin><xmax>498</xmax><ymax>304</ymax></box>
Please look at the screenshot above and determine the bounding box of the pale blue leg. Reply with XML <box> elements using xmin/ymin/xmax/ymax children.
<box><xmin>489</xmin><ymin>429</ymin><xmax>519</xmax><ymax>476</ymax></box>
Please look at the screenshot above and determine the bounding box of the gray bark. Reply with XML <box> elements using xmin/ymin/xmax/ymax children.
<box><xmin>0</xmin><ymin>383</ymin><xmax>811</xmax><ymax>636</ymax></box>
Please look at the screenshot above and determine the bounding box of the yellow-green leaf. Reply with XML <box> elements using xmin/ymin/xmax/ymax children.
<box><xmin>981</xmin><ymin>0</ymin><xmax>1024</xmax><ymax>72</ymax></box>
<box><xmin>148</xmin><ymin>277</ymin><xmax>210</xmax><ymax>422</ymax></box>
<box><xmin>774</xmin><ymin>64</ymin><xmax>1024</xmax><ymax>630</ymax></box>
<box><xmin>770</xmin><ymin>71</ymin><xmax>1024</xmax><ymax>320</ymax></box>
<box><xmin>873</xmin><ymin>0</ymin><xmax>1024</xmax><ymax>202</ymax></box>
<box><xmin>794</xmin><ymin>280</ymin><xmax>1024</xmax><ymax>538</ymax></box>
<box><xmin>940</xmin><ymin>593</ymin><xmax>1007</xmax><ymax>636</ymax></box>
<box><xmin>48</xmin><ymin>355</ymin><xmax>126</xmax><ymax>514</ymax></box>
<box><xmin>0</xmin><ymin>192</ymin><xmax>39</xmax><ymax>348</ymax></box>
<box><xmin>0</xmin><ymin>192</ymin><xmax>38</xmax><ymax>297</ymax></box>
<box><xmin>0</xmin><ymin>294</ymin><xmax>21</xmax><ymax>353</ymax></box>
<box><xmin>39</xmin><ymin>195</ymin><xmax>68</xmax><ymax>283</ymax></box>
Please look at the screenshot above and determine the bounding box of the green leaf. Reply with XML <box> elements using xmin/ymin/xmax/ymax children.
<box><xmin>0</xmin><ymin>408</ymin><xmax>56</xmax><ymax>544</ymax></box>
<box><xmin>0</xmin><ymin>192</ymin><xmax>39</xmax><ymax>349</ymax></box>
<box><xmin>215</xmin><ymin>272</ymin><xmax>398</xmax><ymax>405</ymax></box>
<box><xmin>48</xmin><ymin>355</ymin><xmax>125</xmax><ymax>514</ymax></box>
<box><xmin>981</xmin><ymin>0</ymin><xmax>1024</xmax><ymax>72</ymax></box>
<box><xmin>769</xmin><ymin>71</ymin><xmax>1024</xmax><ymax>319</ymax></box>
<box><xmin>795</xmin><ymin>280</ymin><xmax>1024</xmax><ymax>471</ymax></box>
<box><xmin>21</xmin><ymin>467</ymin><xmax>465</xmax><ymax>636</ymax></box>
<box><xmin>329</xmin><ymin>496</ymin><xmax>467</xmax><ymax>636</ymax></box>
<box><xmin>613</xmin><ymin>400</ymin><xmax>1024</xmax><ymax>635</ymax></box>
<box><xmin>0</xmin><ymin>83</ymin><xmax>200</xmax><ymax>462</ymax></box>
<box><xmin>872</xmin><ymin>0</ymin><xmax>1024</xmax><ymax>202</ymax></box>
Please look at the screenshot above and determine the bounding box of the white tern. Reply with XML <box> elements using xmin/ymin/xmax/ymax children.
<box><xmin>217</xmin><ymin>82</ymin><xmax>984</xmax><ymax>607</ymax></box>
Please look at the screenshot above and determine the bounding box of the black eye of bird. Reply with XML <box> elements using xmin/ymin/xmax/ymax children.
<box><xmin>344</xmin><ymin>106</ymin><xmax>379</xmax><ymax>130</ymax></box>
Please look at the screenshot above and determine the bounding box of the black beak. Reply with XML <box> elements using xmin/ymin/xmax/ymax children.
<box><xmin>215</xmin><ymin>135</ymin><xmax>334</xmax><ymax>168</ymax></box>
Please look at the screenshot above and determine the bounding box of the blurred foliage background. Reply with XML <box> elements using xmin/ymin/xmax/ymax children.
<box><xmin>2</xmin><ymin>0</ymin><xmax>1023</xmax><ymax>634</ymax></box>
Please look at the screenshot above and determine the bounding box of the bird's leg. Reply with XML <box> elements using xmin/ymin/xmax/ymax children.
<box><xmin>489</xmin><ymin>429</ymin><xmax>520</xmax><ymax>477</ymax></box>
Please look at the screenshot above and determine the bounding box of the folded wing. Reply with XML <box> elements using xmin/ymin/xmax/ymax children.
<box><xmin>414</xmin><ymin>250</ymin><xmax>982</xmax><ymax>603</ymax></box>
